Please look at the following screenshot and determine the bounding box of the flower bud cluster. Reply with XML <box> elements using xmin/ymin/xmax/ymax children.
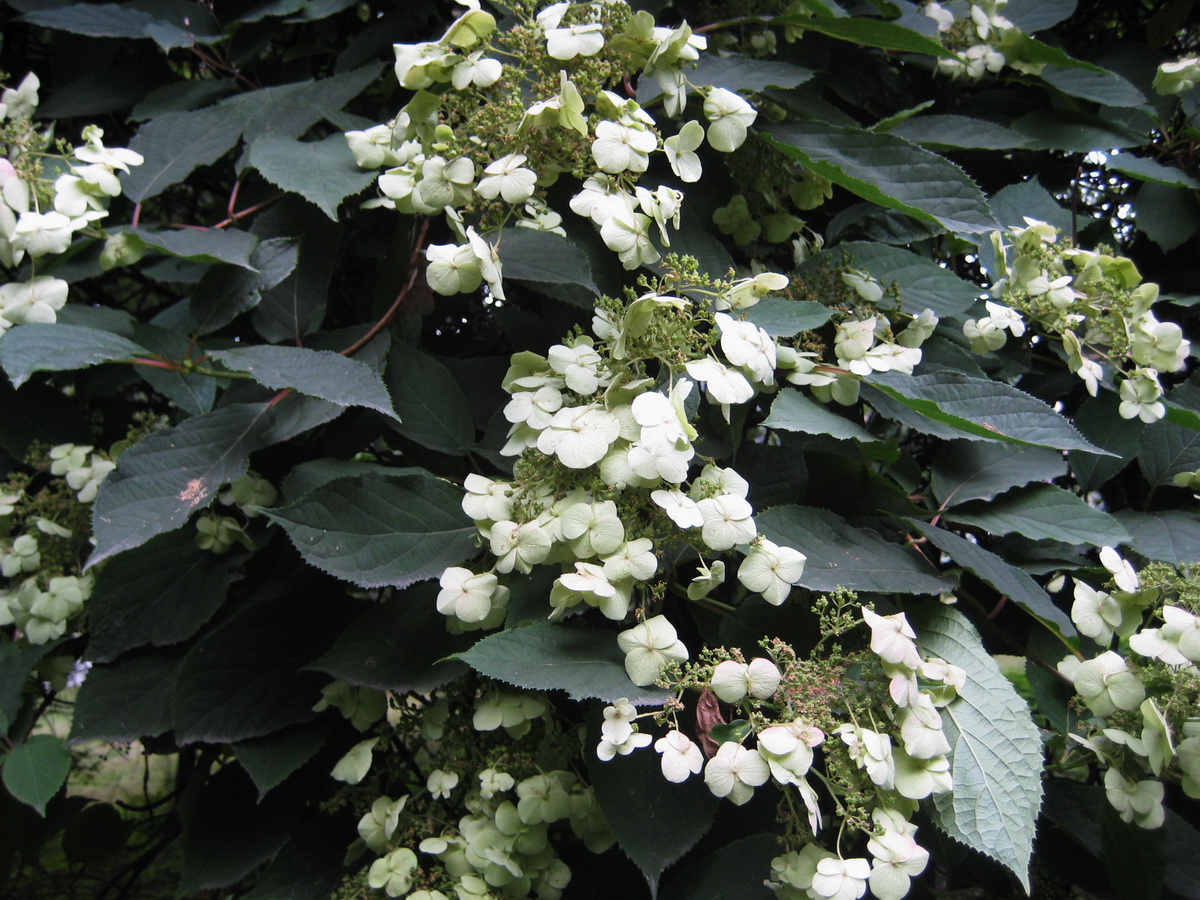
<box><xmin>971</xmin><ymin>218</ymin><xmax>1190</xmax><ymax>422</ymax></box>
<box><xmin>1056</xmin><ymin>549</ymin><xmax>1200</xmax><ymax>829</ymax></box>
<box><xmin>346</xmin><ymin>0</ymin><xmax>762</xmax><ymax>299</ymax></box>
<box><xmin>2</xmin><ymin>77</ymin><xmax>144</xmax><ymax>331</ymax></box>
<box><xmin>924</xmin><ymin>0</ymin><xmax>1042</xmax><ymax>81</ymax></box>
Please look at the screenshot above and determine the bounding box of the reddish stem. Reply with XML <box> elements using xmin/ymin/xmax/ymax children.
<box><xmin>340</xmin><ymin>218</ymin><xmax>431</xmax><ymax>357</ymax></box>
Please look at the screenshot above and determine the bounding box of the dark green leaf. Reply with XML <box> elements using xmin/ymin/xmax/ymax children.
<box><xmin>742</xmin><ymin>298</ymin><xmax>831</xmax><ymax>336</ymax></box>
<box><xmin>1003</xmin><ymin>0</ymin><xmax>1077</xmax><ymax>32</ymax></box>
<box><xmin>1108</xmin><ymin>153</ymin><xmax>1200</xmax><ymax>188</ymax></box>
<box><xmin>499</xmin><ymin>229</ymin><xmax>598</xmax><ymax>294</ymax></box>
<box><xmin>757</xmin><ymin>505</ymin><xmax>953</xmax><ymax>594</ymax></box>
<box><xmin>586</xmin><ymin>730</ymin><xmax>719</xmax><ymax>896</ymax></box>
<box><xmin>1011</xmin><ymin>109</ymin><xmax>1145</xmax><ymax>151</ymax></box>
<box><xmin>130</xmin><ymin>79</ymin><xmax>238</xmax><ymax>120</ymax></box>
<box><xmin>943</xmin><ymin>484</ymin><xmax>1129</xmax><ymax>546</ymax></box>
<box><xmin>121</xmin><ymin>105</ymin><xmax>245</xmax><ymax>203</ymax></box>
<box><xmin>866</xmin><ymin>368</ymin><xmax>1109</xmax><ymax>454</ymax></box>
<box><xmin>246</xmin><ymin>133</ymin><xmax>377</xmax><ymax>220</ymax></box>
<box><xmin>89</xmin><ymin>396</ymin><xmax>342</xmax><ymax>566</ymax></box>
<box><xmin>210</xmin><ymin>346</ymin><xmax>396</xmax><ymax>419</ymax></box>
<box><xmin>688</xmin><ymin>54</ymin><xmax>815</xmax><ymax>91</ymax></box>
<box><xmin>131</xmin><ymin>227</ymin><xmax>258</xmax><ymax>268</ymax></box>
<box><xmin>1004</xmin><ymin>34</ymin><xmax>1107</xmax><ymax>73</ymax></box>
<box><xmin>1113</xmin><ymin>510</ymin><xmax>1200</xmax><ymax>564</ymax></box>
<box><xmin>0</xmin><ymin>324</ymin><xmax>148</xmax><ymax>388</ymax></box>
<box><xmin>70</xmin><ymin>646</ymin><xmax>186</xmax><ymax>741</ymax></box>
<box><xmin>1132</xmin><ymin>182</ymin><xmax>1200</xmax><ymax>252</ymax></box>
<box><xmin>261</xmin><ymin>472</ymin><xmax>476</xmax><ymax>588</ymax></box>
<box><xmin>891</xmin><ymin>115</ymin><xmax>1035</xmax><ymax>150</ymax></box>
<box><xmin>131</xmin><ymin>323</ymin><xmax>218</xmax><ymax>415</ymax></box>
<box><xmin>660</xmin><ymin>834</ymin><xmax>779</xmax><ymax>900</ymax></box>
<box><xmin>774</xmin><ymin>13</ymin><xmax>959</xmax><ymax>59</ymax></box>
<box><xmin>189</xmin><ymin>237</ymin><xmax>300</xmax><ymax>335</ymax></box>
<box><xmin>20</xmin><ymin>1</ymin><xmax>221</xmax><ymax>47</ymax></box>
<box><xmin>763</xmin><ymin>122</ymin><xmax>996</xmax><ymax>234</ymax></box>
<box><xmin>233</xmin><ymin>722</ymin><xmax>330</xmax><ymax>798</ymax></box>
<box><xmin>0</xmin><ymin>637</ymin><xmax>61</xmax><ymax>726</ymax></box>
<box><xmin>173</xmin><ymin>592</ymin><xmax>343</xmax><ymax>745</ymax></box>
<box><xmin>2</xmin><ymin>735</ymin><xmax>71</xmax><ymax>816</ymax></box>
<box><xmin>909</xmin><ymin>520</ymin><xmax>1076</xmax><ymax>636</ymax></box>
<box><xmin>914</xmin><ymin>607</ymin><xmax>1043</xmax><ymax>893</ymax></box>
<box><xmin>252</xmin><ymin>205</ymin><xmax>341</xmax><ymax>343</ymax></box>
<box><xmin>455</xmin><ymin>622</ymin><xmax>672</xmax><ymax>705</ymax></box>
<box><xmin>385</xmin><ymin>345</ymin><xmax>476</xmax><ymax>454</ymax></box>
<box><xmin>834</xmin><ymin>241</ymin><xmax>983</xmax><ymax>318</ymax></box>
<box><xmin>762</xmin><ymin>388</ymin><xmax>879</xmax><ymax>441</ymax></box>
<box><xmin>1101</xmin><ymin>803</ymin><xmax>1165</xmax><ymax>900</ymax></box>
<box><xmin>1039</xmin><ymin>64</ymin><xmax>1146</xmax><ymax>107</ymax></box>
<box><xmin>219</xmin><ymin>65</ymin><xmax>383</xmax><ymax>144</ymax></box>
<box><xmin>988</xmin><ymin>179</ymin><xmax>1073</xmax><ymax>232</ymax></box>
<box><xmin>308</xmin><ymin>582</ymin><xmax>472</xmax><ymax>692</ymax></box>
<box><xmin>1069</xmin><ymin>392</ymin><xmax>1143</xmax><ymax>492</ymax></box>
<box><xmin>931</xmin><ymin>440</ymin><xmax>1067</xmax><ymax>506</ymax></box>
<box><xmin>1138</xmin><ymin>418</ymin><xmax>1200</xmax><ymax>486</ymax></box>
<box><xmin>87</xmin><ymin>529</ymin><xmax>241</xmax><ymax>663</ymax></box>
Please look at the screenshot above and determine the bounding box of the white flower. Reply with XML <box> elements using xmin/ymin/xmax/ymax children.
<box><xmin>461</xmin><ymin>474</ymin><xmax>512</xmax><ymax>523</ymax></box>
<box><xmin>757</xmin><ymin>722</ymin><xmax>817</xmax><ymax>784</ymax></box>
<box><xmin>655</xmin><ymin>730</ymin><xmax>704</xmax><ymax>783</ymax></box>
<box><xmin>737</xmin><ymin>539</ymin><xmax>806</xmax><ymax>605</ymax></box>
<box><xmin>504</xmin><ymin>385</ymin><xmax>563</xmax><ymax>430</ymax></box>
<box><xmin>602</xmin><ymin>538</ymin><xmax>658</xmax><ymax>583</ymax></box>
<box><xmin>476</xmin><ymin>153</ymin><xmax>537</xmax><ymax>204</ymax></box>
<box><xmin>425</xmin><ymin>242</ymin><xmax>482</xmax><ymax>296</ymax></box>
<box><xmin>867</xmin><ymin>825</ymin><xmax>929</xmax><ymax>900</ymax></box>
<box><xmin>617</xmin><ymin>615</ymin><xmax>688</xmax><ymax>686</ymax></box>
<box><xmin>839</xmin><ymin>725</ymin><xmax>894</xmax><ymax>788</ymax></box>
<box><xmin>1099</xmin><ymin>546</ymin><xmax>1139</xmax><ymax>593</ymax></box>
<box><xmin>685</xmin><ymin>357</ymin><xmax>754</xmax><ymax>422</ymax></box>
<box><xmin>451</xmin><ymin>50</ymin><xmax>502</xmax><ymax>89</ymax></box>
<box><xmin>834</xmin><ymin>317</ymin><xmax>877</xmax><ymax>375</ymax></box>
<box><xmin>898</xmin><ymin>695</ymin><xmax>951</xmax><ymax>759</ymax></box>
<box><xmin>703</xmin><ymin>88</ymin><xmax>757</xmax><ymax>152</ymax></box>
<box><xmin>546</xmin><ymin>22</ymin><xmax>605</xmax><ymax>60</ymax></box>
<box><xmin>1070</xmin><ymin>580</ymin><xmax>1123</xmax><ymax>643</ymax></box>
<box><xmin>651</xmin><ymin>489</ymin><xmax>703</xmax><ymax>528</ymax></box>
<box><xmin>721</xmin><ymin>272</ymin><xmax>789</xmax><ymax>310</ymax></box>
<box><xmin>716</xmin><ymin>313</ymin><xmax>776</xmax><ymax>385</ymax></box>
<box><xmin>466</xmin><ymin>228</ymin><xmax>505</xmax><ymax>300</ymax></box>
<box><xmin>1074</xmin><ymin>650</ymin><xmax>1146</xmax><ymax>716</ymax></box>
<box><xmin>1118</xmin><ymin>369</ymin><xmax>1166</xmax><ymax>423</ymax></box>
<box><xmin>1105</xmin><ymin>768</ymin><xmax>1164</xmax><ymax>828</ymax></box>
<box><xmin>561</xmin><ymin>500</ymin><xmax>624</xmax><ymax>557</ymax></box>
<box><xmin>811</xmin><ymin>856</ymin><xmax>870</xmax><ymax>900</ymax></box>
<box><xmin>11</xmin><ymin>211</ymin><xmax>74</xmax><ymax>257</ymax></box>
<box><xmin>592</xmin><ymin>121</ymin><xmax>657</xmax><ymax>174</ymax></box>
<box><xmin>488</xmin><ymin>520</ymin><xmax>552</xmax><ymax>574</ymax></box>
<box><xmin>862</xmin><ymin>607</ymin><xmax>921</xmax><ymax>668</ymax></box>
<box><xmin>664</xmin><ymin>120</ymin><xmax>704</xmax><ymax>182</ymax></box>
<box><xmin>600</xmin><ymin>211</ymin><xmax>661</xmax><ymax>269</ymax></box>
<box><xmin>696</xmin><ymin>494</ymin><xmax>756</xmax><ymax>551</ymax></box>
<box><xmin>703</xmin><ymin>742</ymin><xmax>769</xmax><ymax>805</ymax></box>
<box><xmin>601</xmin><ymin>698</ymin><xmax>638</xmax><ymax>744</ymax></box>
<box><xmin>427</xmin><ymin>768</ymin><xmax>459</xmax><ymax>799</ymax></box>
<box><xmin>710</xmin><ymin>657</ymin><xmax>781</xmax><ymax>703</ymax></box>
<box><xmin>892</xmin><ymin>747</ymin><xmax>952</xmax><ymax>799</ymax></box>
<box><xmin>686</xmin><ymin>559</ymin><xmax>726</xmax><ymax>600</ymax></box>
<box><xmin>985</xmin><ymin>300</ymin><xmax>1025</xmax><ymax>336</ymax></box>
<box><xmin>841</xmin><ymin>270</ymin><xmax>882</xmax><ymax>303</ymax></box>
<box><xmin>332</xmin><ymin>737</ymin><xmax>378</xmax><ymax>784</ymax></box>
<box><xmin>548</xmin><ymin>340</ymin><xmax>604</xmax><ymax>395</ymax></box>
<box><xmin>569</xmin><ymin>174</ymin><xmax>635</xmax><ymax>225</ymax></box>
<box><xmin>597</xmin><ymin>729</ymin><xmax>652</xmax><ymax>760</ymax></box>
<box><xmin>437</xmin><ymin>567</ymin><xmax>503</xmax><ymax>623</ymax></box>
<box><xmin>0</xmin><ymin>276</ymin><xmax>69</xmax><ymax>325</ymax></box>
<box><xmin>536</xmin><ymin>404</ymin><xmax>621</xmax><ymax>468</ymax></box>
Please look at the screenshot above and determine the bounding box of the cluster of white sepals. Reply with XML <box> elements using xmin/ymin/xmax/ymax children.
<box><xmin>1056</xmin><ymin>548</ymin><xmax>1200</xmax><ymax>830</ymax></box>
<box><xmin>923</xmin><ymin>0</ymin><xmax>1041</xmax><ymax>80</ymax></box>
<box><xmin>595</xmin><ymin>606</ymin><xmax>965</xmax><ymax>900</ymax></box>
<box><xmin>317</xmin><ymin>681</ymin><xmax>611</xmax><ymax>899</ymax></box>
<box><xmin>345</xmin><ymin>0</ymin><xmax>759</xmax><ymax>294</ymax></box>
<box><xmin>0</xmin><ymin>74</ymin><xmax>144</xmax><ymax>333</ymax></box>
<box><xmin>971</xmin><ymin>218</ymin><xmax>1190</xmax><ymax>423</ymax></box>
<box><xmin>0</xmin><ymin>443</ymin><xmax>115</xmax><ymax>645</ymax></box>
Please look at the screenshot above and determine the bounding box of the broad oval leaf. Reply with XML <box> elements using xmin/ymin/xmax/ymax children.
<box><xmin>757</xmin><ymin>505</ymin><xmax>953</xmax><ymax>595</ymax></box>
<box><xmin>210</xmin><ymin>345</ymin><xmax>397</xmax><ymax>419</ymax></box>
<box><xmin>774</xmin><ymin>13</ymin><xmax>960</xmax><ymax>59</ymax></box>
<box><xmin>260</xmin><ymin>472</ymin><xmax>476</xmax><ymax>588</ymax></box>
<box><xmin>1113</xmin><ymin>510</ymin><xmax>1200</xmax><ymax>564</ymax></box>
<box><xmin>743</xmin><ymin>298</ymin><xmax>831</xmax><ymax>336</ymax></box>
<box><xmin>188</xmin><ymin>237</ymin><xmax>300</xmax><ymax>335</ymax></box>
<box><xmin>688</xmin><ymin>53</ymin><xmax>814</xmax><ymax>91</ymax></box>
<box><xmin>914</xmin><ymin>607</ymin><xmax>1043</xmax><ymax>893</ymax></box>
<box><xmin>498</xmin><ymin>228</ymin><xmax>598</xmax><ymax>295</ymax></box>
<box><xmin>1138</xmin><ymin>418</ymin><xmax>1200</xmax><ymax>487</ymax></box>
<box><xmin>892</xmin><ymin>115</ymin><xmax>1035</xmax><ymax>151</ymax></box>
<box><xmin>763</xmin><ymin>388</ymin><xmax>878</xmax><ymax>442</ymax></box>
<box><xmin>385</xmin><ymin>345</ymin><xmax>476</xmax><ymax>455</ymax></box>
<box><xmin>0</xmin><ymin>324</ymin><xmax>148</xmax><ymax>388</ymax></box>
<box><xmin>1039</xmin><ymin>64</ymin><xmax>1146</xmax><ymax>107</ymax></box>
<box><xmin>245</xmin><ymin>133</ymin><xmax>377</xmax><ymax>220</ymax></box>
<box><xmin>70</xmin><ymin>645</ymin><xmax>186</xmax><ymax>742</ymax></box>
<box><xmin>763</xmin><ymin>122</ymin><xmax>996</xmax><ymax>235</ymax></box>
<box><xmin>931</xmin><ymin>440</ymin><xmax>1067</xmax><ymax>506</ymax></box>
<box><xmin>943</xmin><ymin>484</ymin><xmax>1129</xmax><ymax>546</ymax></box>
<box><xmin>833</xmin><ymin>241</ymin><xmax>983</xmax><ymax>318</ymax></box>
<box><xmin>2</xmin><ymin>735</ymin><xmax>71</xmax><ymax>816</ymax></box>
<box><xmin>455</xmin><ymin>621</ymin><xmax>671</xmax><ymax>705</ymax></box>
<box><xmin>131</xmin><ymin>227</ymin><xmax>259</xmax><ymax>268</ymax></box>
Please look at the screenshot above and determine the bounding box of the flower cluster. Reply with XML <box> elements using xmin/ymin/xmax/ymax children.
<box><xmin>595</xmin><ymin>600</ymin><xmax>964</xmax><ymax>900</ymax></box>
<box><xmin>1055</xmin><ymin>549</ymin><xmax>1200</xmax><ymax>829</ymax></box>
<box><xmin>0</xmin><ymin>443</ymin><xmax>112</xmax><ymax>644</ymax></box>
<box><xmin>967</xmin><ymin>218</ymin><xmax>1190</xmax><ymax>422</ymax></box>
<box><xmin>346</xmin><ymin>0</ymin><xmax>760</xmax><ymax>297</ymax></box>
<box><xmin>923</xmin><ymin>0</ymin><xmax>1041</xmax><ymax>80</ymax></box>
<box><xmin>1</xmin><ymin>74</ymin><xmax>144</xmax><ymax>332</ymax></box>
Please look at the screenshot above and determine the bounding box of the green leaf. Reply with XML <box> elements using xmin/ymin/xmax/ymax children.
<box><xmin>0</xmin><ymin>324</ymin><xmax>148</xmax><ymax>388</ymax></box>
<box><xmin>1011</xmin><ymin>109</ymin><xmax>1144</xmax><ymax>151</ymax></box>
<box><xmin>931</xmin><ymin>440</ymin><xmax>1067</xmax><ymax>506</ymax></box>
<box><xmin>385</xmin><ymin>345</ymin><xmax>477</xmax><ymax>455</ymax></box>
<box><xmin>762</xmin><ymin>388</ymin><xmax>879</xmax><ymax>442</ymax></box>
<box><xmin>121</xmin><ymin>105</ymin><xmax>246</xmax><ymax>203</ymax></box>
<box><xmin>871</xmin><ymin>100</ymin><xmax>936</xmax><ymax>134</ymax></box>
<box><xmin>688</xmin><ymin>53</ymin><xmax>815</xmax><ymax>91</ymax></box>
<box><xmin>1113</xmin><ymin>510</ymin><xmax>1200</xmax><ymax>564</ymax></box>
<box><xmin>908</xmin><ymin>520</ymin><xmax>1076</xmax><ymax>636</ymax></box>
<box><xmin>86</xmin><ymin>529</ymin><xmax>241</xmax><ymax>663</ymax></box>
<box><xmin>988</xmin><ymin>179</ymin><xmax>1073</xmax><ymax>232</ymax></box>
<box><xmin>245</xmin><ymin>133</ymin><xmax>377</xmax><ymax>220</ymax></box>
<box><xmin>1004</xmin><ymin>34</ymin><xmax>1107</xmax><ymax>73</ymax></box>
<box><xmin>498</xmin><ymin>229</ymin><xmax>598</xmax><ymax>294</ymax></box>
<box><xmin>757</xmin><ymin>505</ymin><xmax>953</xmax><ymax>594</ymax></box>
<box><xmin>1003</xmin><ymin>0</ymin><xmax>1077</xmax><ymax>32</ymax></box>
<box><xmin>774</xmin><ymin>13</ymin><xmax>959</xmax><ymax>59</ymax></box>
<box><xmin>913</xmin><ymin>607</ymin><xmax>1043</xmax><ymax>893</ymax></box>
<box><xmin>660</xmin><ymin>834</ymin><xmax>779</xmax><ymax>900</ymax></box>
<box><xmin>233</xmin><ymin>722</ymin><xmax>330</xmax><ymax>798</ymax></box>
<box><xmin>1138</xmin><ymin>418</ymin><xmax>1200</xmax><ymax>486</ymax></box>
<box><xmin>0</xmin><ymin>637</ymin><xmax>61</xmax><ymax>726</ymax></box>
<box><xmin>70</xmin><ymin>646</ymin><xmax>186</xmax><ymax>742</ymax></box>
<box><xmin>131</xmin><ymin>227</ymin><xmax>259</xmax><ymax>268</ymax></box>
<box><xmin>131</xmin><ymin>323</ymin><xmax>218</xmax><ymax>416</ymax></box>
<box><xmin>586</xmin><ymin>731</ymin><xmax>719</xmax><ymax>896</ymax></box>
<box><xmin>219</xmin><ymin>65</ymin><xmax>382</xmax><ymax>144</ymax></box>
<box><xmin>173</xmin><ymin>591</ymin><xmax>346</xmax><ymax>745</ymax></box>
<box><xmin>891</xmin><ymin>115</ymin><xmax>1035</xmax><ymax>150</ymax></box>
<box><xmin>210</xmin><ymin>346</ymin><xmax>396</xmax><ymax>419</ymax></box>
<box><xmin>189</xmin><ymin>237</ymin><xmax>300</xmax><ymax>335</ymax></box>
<box><xmin>1133</xmin><ymin>182</ymin><xmax>1200</xmax><ymax>252</ymax></box>
<box><xmin>763</xmin><ymin>122</ymin><xmax>996</xmax><ymax>234</ymax></box>
<box><xmin>89</xmin><ymin>396</ymin><xmax>342</xmax><ymax>566</ymax></box>
<box><xmin>2</xmin><ymin>735</ymin><xmax>71</xmax><ymax>816</ymax></box>
<box><xmin>280</xmin><ymin>459</ymin><xmax>423</xmax><ymax>502</ymax></box>
<box><xmin>742</xmin><ymin>298</ymin><xmax>831</xmax><ymax>336</ymax></box>
<box><xmin>130</xmin><ymin>79</ymin><xmax>238</xmax><ymax>120</ymax></box>
<box><xmin>1068</xmin><ymin>392</ymin><xmax>1144</xmax><ymax>492</ymax></box>
<box><xmin>252</xmin><ymin>204</ymin><xmax>341</xmax><ymax>343</ymax></box>
<box><xmin>455</xmin><ymin>622</ymin><xmax>672</xmax><ymax>705</ymax></box>
<box><xmin>19</xmin><ymin>1</ymin><xmax>222</xmax><ymax>47</ymax></box>
<box><xmin>1039</xmin><ymin>64</ymin><xmax>1147</xmax><ymax>107</ymax></box>
<box><xmin>865</xmin><ymin>368</ymin><xmax>1110</xmax><ymax>454</ymax></box>
<box><xmin>833</xmin><ymin>241</ymin><xmax>983</xmax><ymax>318</ymax></box>
<box><xmin>261</xmin><ymin>473</ymin><xmax>476</xmax><ymax>589</ymax></box>
<box><xmin>943</xmin><ymin>484</ymin><xmax>1129</xmax><ymax>546</ymax></box>
<box><xmin>1107</xmin><ymin>154</ymin><xmax>1200</xmax><ymax>189</ymax></box>
<box><xmin>308</xmin><ymin>582</ymin><xmax>472</xmax><ymax>692</ymax></box>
